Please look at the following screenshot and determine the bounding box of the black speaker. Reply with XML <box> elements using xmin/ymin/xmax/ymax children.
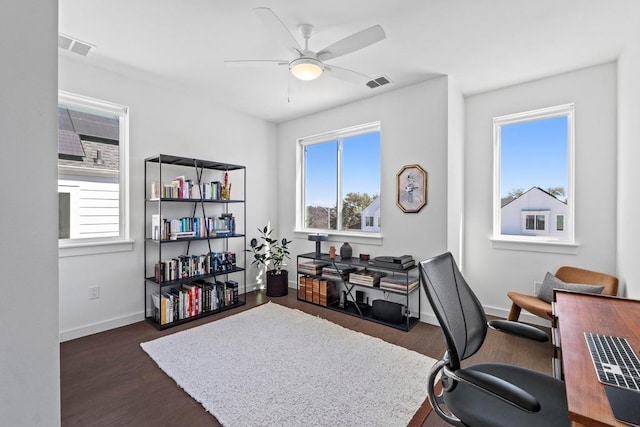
<box><xmin>371</xmin><ymin>300</ymin><xmax>404</xmax><ymax>324</ymax></box>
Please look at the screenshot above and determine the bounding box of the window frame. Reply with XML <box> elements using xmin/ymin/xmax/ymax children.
<box><xmin>492</xmin><ymin>104</ymin><xmax>575</xmax><ymax>250</ymax></box>
<box><xmin>295</xmin><ymin>122</ymin><xmax>382</xmax><ymax>242</ymax></box>
<box><xmin>58</xmin><ymin>91</ymin><xmax>132</xmax><ymax>256</ymax></box>
<box><xmin>522</xmin><ymin>211</ymin><xmax>548</xmax><ymax>233</ymax></box>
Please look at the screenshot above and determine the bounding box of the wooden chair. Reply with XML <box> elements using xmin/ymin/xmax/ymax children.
<box><xmin>507</xmin><ymin>266</ymin><xmax>619</xmax><ymax>322</ymax></box>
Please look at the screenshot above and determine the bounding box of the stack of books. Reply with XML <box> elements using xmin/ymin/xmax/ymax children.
<box><xmin>379</xmin><ymin>276</ymin><xmax>419</xmax><ymax>293</ymax></box>
<box><xmin>297</xmin><ymin>260</ymin><xmax>330</xmax><ymax>276</ymax></box>
<box><xmin>321</xmin><ymin>265</ymin><xmax>357</xmax><ymax>281</ymax></box>
<box><xmin>368</xmin><ymin>255</ymin><xmax>415</xmax><ymax>270</ymax></box>
<box><xmin>349</xmin><ymin>270</ymin><xmax>387</xmax><ymax>287</ymax></box>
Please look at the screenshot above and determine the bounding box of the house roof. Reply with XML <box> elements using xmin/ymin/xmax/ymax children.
<box><xmin>58</xmin><ymin>129</ymin><xmax>85</xmax><ymax>157</ymax></box>
<box><xmin>63</xmin><ymin>108</ymin><xmax>119</xmax><ymax>142</ymax></box>
<box><xmin>501</xmin><ymin>186</ymin><xmax>566</xmax><ymax>208</ymax></box>
<box><xmin>57</xmin><ymin>106</ymin><xmax>120</xmax><ymax>169</ymax></box>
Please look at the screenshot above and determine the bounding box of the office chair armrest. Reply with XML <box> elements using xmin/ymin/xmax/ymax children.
<box><xmin>488</xmin><ymin>319</ymin><xmax>549</xmax><ymax>342</ymax></box>
<box><xmin>455</xmin><ymin>368</ymin><xmax>541</xmax><ymax>412</ymax></box>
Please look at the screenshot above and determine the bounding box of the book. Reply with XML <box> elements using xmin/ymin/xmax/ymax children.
<box><xmin>298</xmin><ymin>275</ymin><xmax>307</xmax><ymax>301</ymax></box>
<box><xmin>319</xmin><ymin>280</ymin><xmax>339</xmax><ymax>306</ymax></box>
<box><xmin>321</xmin><ymin>265</ymin><xmax>357</xmax><ymax>281</ymax></box>
<box><xmin>150</xmin><ymin>182</ymin><xmax>160</xmax><ymax>200</ymax></box>
<box><xmin>379</xmin><ymin>276</ymin><xmax>420</xmax><ymax>294</ymax></box>
<box><xmin>312</xmin><ymin>278</ymin><xmax>320</xmax><ymax>304</ymax></box>
<box><xmin>298</xmin><ymin>260</ymin><xmax>330</xmax><ymax>275</ymax></box>
<box><xmin>349</xmin><ymin>270</ymin><xmax>387</xmax><ymax>287</ymax></box>
<box><xmin>369</xmin><ymin>255</ymin><xmax>415</xmax><ymax>270</ymax></box>
<box><xmin>305</xmin><ymin>278</ymin><xmax>313</xmax><ymax>301</ymax></box>
<box><xmin>151</xmin><ymin>292</ymin><xmax>160</xmax><ymax>322</ymax></box>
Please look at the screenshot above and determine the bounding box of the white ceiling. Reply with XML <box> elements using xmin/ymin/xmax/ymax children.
<box><xmin>59</xmin><ymin>0</ymin><xmax>640</xmax><ymax>124</ymax></box>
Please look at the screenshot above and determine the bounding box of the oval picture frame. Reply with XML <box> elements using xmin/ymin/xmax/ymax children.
<box><xmin>396</xmin><ymin>164</ymin><xmax>427</xmax><ymax>213</ymax></box>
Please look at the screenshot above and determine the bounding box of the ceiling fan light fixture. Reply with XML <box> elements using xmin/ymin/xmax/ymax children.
<box><xmin>290</xmin><ymin>58</ymin><xmax>323</xmax><ymax>81</ymax></box>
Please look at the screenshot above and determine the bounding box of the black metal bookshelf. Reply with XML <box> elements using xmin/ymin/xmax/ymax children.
<box><xmin>144</xmin><ymin>154</ymin><xmax>247</xmax><ymax>330</ymax></box>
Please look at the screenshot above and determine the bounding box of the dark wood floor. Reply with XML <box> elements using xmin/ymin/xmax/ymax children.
<box><xmin>61</xmin><ymin>290</ymin><xmax>552</xmax><ymax>426</ymax></box>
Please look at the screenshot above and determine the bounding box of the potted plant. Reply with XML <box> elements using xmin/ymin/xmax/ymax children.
<box><xmin>248</xmin><ymin>225</ymin><xmax>292</xmax><ymax>297</ymax></box>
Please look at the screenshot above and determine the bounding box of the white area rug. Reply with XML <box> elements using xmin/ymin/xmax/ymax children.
<box><xmin>141</xmin><ymin>302</ymin><xmax>435</xmax><ymax>427</ymax></box>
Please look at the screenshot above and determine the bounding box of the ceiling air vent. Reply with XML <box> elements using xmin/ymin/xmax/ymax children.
<box><xmin>366</xmin><ymin>76</ymin><xmax>391</xmax><ymax>89</ymax></box>
<box><xmin>58</xmin><ymin>33</ymin><xmax>95</xmax><ymax>56</ymax></box>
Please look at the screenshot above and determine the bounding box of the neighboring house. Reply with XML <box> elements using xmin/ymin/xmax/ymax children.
<box><xmin>58</xmin><ymin>107</ymin><xmax>120</xmax><ymax>239</ymax></box>
<box><xmin>360</xmin><ymin>197</ymin><xmax>381</xmax><ymax>232</ymax></box>
<box><xmin>501</xmin><ymin>187</ymin><xmax>567</xmax><ymax>237</ymax></box>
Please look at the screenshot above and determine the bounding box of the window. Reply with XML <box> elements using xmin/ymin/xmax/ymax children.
<box><xmin>365</xmin><ymin>216</ymin><xmax>374</xmax><ymax>227</ymax></box>
<box><xmin>523</xmin><ymin>212</ymin><xmax>547</xmax><ymax>232</ymax></box>
<box><xmin>494</xmin><ymin>104</ymin><xmax>574</xmax><ymax>244</ymax></box>
<box><xmin>58</xmin><ymin>91</ymin><xmax>129</xmax><ymax>250</ymax></box>
<box><xmin>298</xmin><ymin>122</ymin><xmax>381</xmax><ymax>235</ymax></box>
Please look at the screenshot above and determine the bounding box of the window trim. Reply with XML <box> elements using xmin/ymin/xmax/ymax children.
<box><xmin>295</xmin><ymin>121</ymin><xmax>382</xmax><ymax>240</ymax></box>
<box><xmin>58</xmin><ymin>91</ymin><xmax>132</xmax><ymax>256</ymax></box>
<box><xmin>492</xmin><ymin>104</ymin><xmax>575</xmax><ymax>249</ymax></box>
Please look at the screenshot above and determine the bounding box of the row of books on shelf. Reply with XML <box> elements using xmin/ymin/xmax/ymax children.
<box><xmin>298</xmin><ymin>260</ymin><xmax>353</xmax><ymax>281</ymax></box>
<box><xmin>349</xmin><ymin>270</ymin><xmax>387</xmax><ymax>287</ymax></box>
<box><xmin>152</xmin><ymin>279</ymin><xmax>239</xmax><ymax>325</ymax></box>
<box><xmin>151</xmin><ymin>213</ymin><xmax>235</xmax><ymax>240</ymax></box>
<box><xmin>297</xmin><ymin>260</ymin><xmax>330</xmax><ymax>275</ymax></box>
<box><xmin>379</xmin><ymin>276</ymin><xmax>420</xmax><ymax>294</ymax></box>
<box><xmin>297</xmin><ymin>260</ymin><xmax>417</xmax><ymax>293</ymax></box>
<box><xmin>150</xmin><ymin>176</ymin><xmax>230</xmax><ymax>201</ymax></box>
<box><xmin>298</xmin><ymin>276</ymin><xmax>339</xmax><ymax>306</ymax></box>
<box><xmin>154</xmin><ymin>251</ymin><xmax>237</xmax><ymax>282</ymax></box>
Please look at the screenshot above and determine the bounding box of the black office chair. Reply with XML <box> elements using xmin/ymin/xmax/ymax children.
<box><xmin>419</xmin><ymin>252</ymin><xmax>570</xmax><ymax>427</ymax></box>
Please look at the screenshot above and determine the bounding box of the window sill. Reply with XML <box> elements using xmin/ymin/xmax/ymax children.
<box><xmin>490</xmin><ymin>237</ymin><xmax>578</xmax><ymax>254</ymax></box>
<box><xmin>59</xmin><ymin>240</ymin><xmax>134</xmax><ymax>257</ymax></box>
<box><xmin>294</xmin><ymin>229</ymin><xmax>383</xmax><ymax>246</ymax></box>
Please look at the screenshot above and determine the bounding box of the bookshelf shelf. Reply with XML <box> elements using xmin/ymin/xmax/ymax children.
<box><xmin>296</xmin><ymin>252</ymin><xmax>421</xmax><ymax>331</ymax></box>
<box><xmin>146</xmin><ymin>198</ymin><xmax>245</xmax><ymax>203</ymax></box>
<box><xmin>145</xmin><ymin>234</ymin><xmax>246</xmax><ymax>244</ymax></box>
<box><xmin>144</xmin><ymin>154</ymin><xmax>247</xmax><ymax>330</ymax></box>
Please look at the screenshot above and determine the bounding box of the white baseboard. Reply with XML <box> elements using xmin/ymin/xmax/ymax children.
<box><xmin>484</xmin><ymin>304</ymin><xmax>551</xmax><ymax>327</ymax></box>
<box><xmin>418</xmin><ymin>305</ymin><xmax>550</xmax><ymax>328</ymax></box>
<box><xmin>60</xmin><ymin>311</ymin><xmax>144</xmax><ymax>342</ymax></box>
<box><xmin>61</xmin><ymin>284</ymin><xmax>266</xmax><ymax>342</ymax></box>
<box><xmin>60</xmin><ymin>284</ymin><xmax>544</xmax><ymax>341</ymax></box>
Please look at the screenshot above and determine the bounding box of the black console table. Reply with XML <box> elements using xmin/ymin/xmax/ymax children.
<box><xmin>296</xmin><ymin>252</ymin><xmax>421</xmax><ymax>331</ymax></box>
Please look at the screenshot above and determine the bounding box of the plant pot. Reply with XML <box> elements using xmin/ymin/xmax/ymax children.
<box><xmin>266</xmin><ymin>269</ymin><xmax>289</xmax><ymax>297</ymax></box>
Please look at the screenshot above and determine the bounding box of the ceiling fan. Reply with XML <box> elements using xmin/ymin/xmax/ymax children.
<box><xmin>225</xmin><ymin>7</ymin><xmax>386</xmax><ymax>84</ymax></box>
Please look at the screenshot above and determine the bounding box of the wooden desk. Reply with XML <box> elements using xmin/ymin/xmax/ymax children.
<box><xmin>553</xmin><ymin>291</ymin><xmax>640</xmax><ymax>427</ymax></box>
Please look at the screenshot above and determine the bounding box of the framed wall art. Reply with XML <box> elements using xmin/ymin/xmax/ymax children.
<box><xmin>396</xmin><ymin>164</ymin><xmax>427</xmax><ymax>213</ymax></box>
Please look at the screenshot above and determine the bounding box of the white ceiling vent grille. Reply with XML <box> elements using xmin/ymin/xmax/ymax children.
<box><xmin>58</xmin><ymin>33</ymin><xmax>95</xmax><ymax>56</ymax></box>
<box><xmin>366</xmin><ymin>76</ymin><xmax>391</xmax><ymax>89</ymax></box>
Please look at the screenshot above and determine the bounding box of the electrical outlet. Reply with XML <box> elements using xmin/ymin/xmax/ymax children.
<box><xmin>89</xmin><ymin>286</ymin><xmax>100</xmax><ymax>300</ymax></box>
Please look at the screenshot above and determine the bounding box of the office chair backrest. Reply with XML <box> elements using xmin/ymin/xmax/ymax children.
<box><xmin>419</xmin><ymin>252</ymin><xmax>487</xmax><ymax>370</ymax></box>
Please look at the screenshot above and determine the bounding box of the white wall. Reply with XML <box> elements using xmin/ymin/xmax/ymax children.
<box><xmin>617</xmin><ymin>41</ymin><xmax>640</xmax><ymax>299</ymax></box>
<box><xmin>277</xmin><ymin>78</ymin><xmax>449</xmax><ymax>320</ymax></box>
<box><xmin>447</xmin><ymin>78</ymin><xmax>465</xmax><ymax>265</ymax></box>
<box><xmin>0</xmin><ymin>1</ymin><xmax>60</xmax><ymax>425</ymax></box>
<box><xmin>58</xmin><ymin>53</ymin><xmax>277</xmax><ymax>340</ymax></box>
<box><xmin>464</xmin><ymin>63</ymin><xmax>618</xmax><ymax>323</ymax></box>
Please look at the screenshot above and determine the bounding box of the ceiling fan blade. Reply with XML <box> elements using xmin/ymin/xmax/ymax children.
<box><xmin>224</xmin><ymin>59</ymin><xmax>289</xmax><ymax>67</ymax></box>
<box><xmin>317</xmin><ymin>25</ymin><xmax>386</xmax><ymax>61</ymax></box>
<box><xmin>324</xmin><ymin>65</ymin><xmax>371</xmax><ymax>85</ymax></box>
<box><xmin>253</xmin><ymin>7</ymin><xmax>302</xmax><ymax>55</ymax></box>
